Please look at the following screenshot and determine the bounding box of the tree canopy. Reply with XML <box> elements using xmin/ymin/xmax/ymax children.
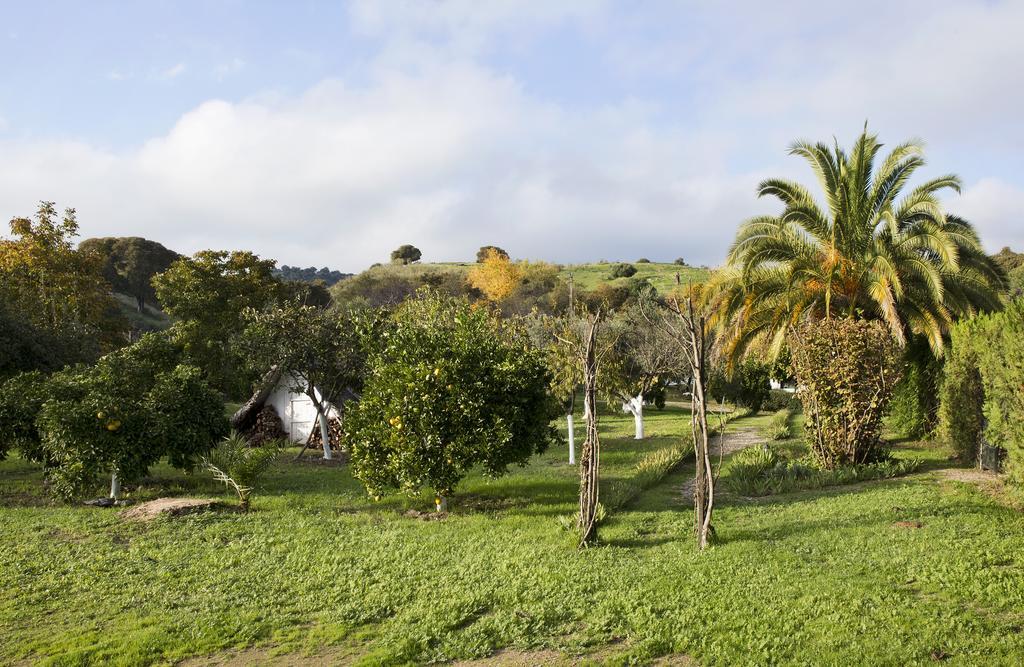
<box><xmin>346</xmin><ymin>291</ymin><xmax>561</xmax><ymax>504</ymax></box>
<box><xmin>712</xmin><ymin>127</ymin><xmax>1007</xmax><ymax>360</ymax></box>
<box><xmin>78</xmin><ymin>236</ymin><xmax>180</xmax><ymax>312</ymax></box>
<box><xmin>153</xmin><ymin>250</ymin><xmax>283</xmax><ymax>397</ymax></box>
<box><xmin>390</xmin><ymin>244</ymin><xmax>422</xmax><ymax>265</ymax></box>
<box><xmin>0</xmin><ymin>202</ymin><xmax>120</xmax><ymax>355</ymax></box>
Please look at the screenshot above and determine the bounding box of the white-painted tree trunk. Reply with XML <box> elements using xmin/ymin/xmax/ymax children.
<box><xmin>567</xmin><ymin>413</ymin><xmax>576</xmax><ymax>464</ymax></box>
<box><xmin>621</xmin><ymin>393</ymin><xmax>644</xmax><ymax>439</ymax></box>
<box><xmin>318</xmin><ymin>412</ymin><xmax>332</xmax><ymax>460</ymax></box>
<box><xmin>109</xmin><ymin>471</ymin><xmax>121</xmax><ymax>500</ymax></box>
<box><xmin>435</xmin><ymin>495</ymin><xmax>448</xmax><ymax>512</ymax></box>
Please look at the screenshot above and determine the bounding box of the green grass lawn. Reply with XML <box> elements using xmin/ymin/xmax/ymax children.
<box><xmin>3</xmin><ymin>403</ymin><xmax>1024</xmax><ymax>666</ymax></box>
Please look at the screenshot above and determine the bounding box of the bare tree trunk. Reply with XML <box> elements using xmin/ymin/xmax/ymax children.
<box><xmin>578</xmin><ymin>314</ymin><xmax>601</xmax><ymax>548</ymax></box>
<box><xmin>685</xmin><ymin>302</ymin><xmax>714</xmax><ymax>549</ymax></box>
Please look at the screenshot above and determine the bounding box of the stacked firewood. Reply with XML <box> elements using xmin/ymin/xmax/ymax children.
<box><xmin>309</xmin><ymin>417</ymin><xmax>343</xmax><ymax>449</ymax></box>
<box><xmin>243</xmin><ymin>405</ymin><xmax>287</xmax><ymax>446</ymax></box>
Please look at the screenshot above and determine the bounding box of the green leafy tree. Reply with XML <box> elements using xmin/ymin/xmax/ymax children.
<box><xmin>0</xmin><ymin>299</ymin><xmax>100</xmax><ymax>379</ymax></box>
<box><xmin>236</xmin><ymin>302</ymin><xmax>380</xmax><ymax>459</ymax></box>
<box><xmin>390</xmin><ymin>244</ymin><xmax>422</xmax><ymax>265</ymax></box>
<box><xmin>713</xmin><ymin>127</ymin><xmax>1006</xmax><ymax>360</ymax></box>
<box><xmin>0</xmin><ymin>202</ymin><xmax>120</xmax><ymax>354</ymax></box>
<box><xmin>708</xmin><ymin>358</ymin><xmax>772</xmax><ymax>413</ymax></box>
<box><xmin>607</xmin><ymin>304</ymin><xmax>681</xmax><ymax>439</ymax></box>
<box><xmin>345</xmin><ymin>292</ymin><xmax>562</xmax><ymax>510</ymax></box>
<box><xmin>153</xmin><ymin>250</ymin><xmax>282</xmax><ymax>397</ymax></box>
<box><xmin>3</xmin><ymin>332</ymin><xmax>228</xmax><ymax>498</ymax></box>
<box><xmin>78</xmin><ymin>237</ymin><xmax>180</xmax><ymax>312</ymax></box>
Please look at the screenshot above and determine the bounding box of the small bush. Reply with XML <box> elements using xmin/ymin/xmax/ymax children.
<box><xmin>608</xmin><ymin>263</ymin><xmax>638</xmax><ymax>279</ymax></box>
<box><xmin>673</xmin><ymin>257</ymin><xmax>686</xmax><ymax>266</ymax></box>
<box><xmin>763</xmin><ymin>389</ymin><xmax>800</xmax><ymax>412</ymax></box>
<box><xmin>636</xmin><ymin>258</ymin><xmax>651</xmax><ymax>264</ymax></box>
<box><xmin>723</xmin><ymin>445</ymin><xmax>922</xmax><ymax>497</ymax></box>
<box><xmin>768</xmin><ymin>409</ymin><xmax>793</xmax><ymax>440</ymax></box>
<box><xmin>203</xmin><ymin>431</ymin><xmax>280</xmax><ymax>510</ymax></box>
<box><xmin>709</xmin><ymin>358</ymin><xmax>771</xmax><ymax>413</ymax></box>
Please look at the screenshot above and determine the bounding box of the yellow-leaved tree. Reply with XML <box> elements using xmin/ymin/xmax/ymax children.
<box><xmin>468</xmin><ymin>248</ymin><xmax>523</xmax><ymax>302</ymax></box>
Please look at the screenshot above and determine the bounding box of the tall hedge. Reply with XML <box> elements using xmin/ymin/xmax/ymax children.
<box><xmin>976</xmin><ymin>301</ymin><xmax>1024</xmax><ymax>479</ymax></box>
<box><xmin>938</xmin><ymin>300</ymin><xmax>1024</xmax><ymax>478</ymax></box>
<box><xmin>936</xmin><ymin>319</ymin><xmax>986</xmax><ymax>463</ymax></box>
<box><xmin>789</xmin><ymin>319</ymin><xmax>902</xmax><ymax>468</ymax></box>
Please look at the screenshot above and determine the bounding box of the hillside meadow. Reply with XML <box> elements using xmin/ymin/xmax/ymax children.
<box><xmin>3</xmin><ymin>400</ymin><xmax>1023</xmax><ymax>666</ymax></box>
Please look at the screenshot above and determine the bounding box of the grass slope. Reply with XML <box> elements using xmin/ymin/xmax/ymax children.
<box><xmin>2</xmin><ymin>405</ymin><xmax>1023</xmax><ymax>665</ymax></box>
<box><xmin>111</xmin><ymin>292</ymin><xmax>172</xmax><ymax>332</ymax></box>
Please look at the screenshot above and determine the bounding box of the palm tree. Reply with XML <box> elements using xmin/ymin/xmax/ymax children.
<box><xmin>712</xmin><ymin>126</ymin><xmax>1006</xmax><ymax>360</ymax></box>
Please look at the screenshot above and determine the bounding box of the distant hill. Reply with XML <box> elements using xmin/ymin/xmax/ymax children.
<box><xmin>274</xmin><ymin>265</ymin><xmax>352</xmax><ymax>285</ymax></box>
<box><xmin>353</xmin><ymin>260</ymin><xmax>710</xmax><ymax>293</ymax></box>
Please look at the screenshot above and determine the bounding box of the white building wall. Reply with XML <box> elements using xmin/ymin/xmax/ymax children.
<box><xmin>266</xmin><ymin>373</ymin><xmax>339</xmax><ymax>443</ymax></box>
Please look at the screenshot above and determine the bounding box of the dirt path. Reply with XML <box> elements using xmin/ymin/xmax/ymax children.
<box><xmin>679</xmin><ymin>427</ymin><xmax>765</xmax><ymax>502</ymax></box>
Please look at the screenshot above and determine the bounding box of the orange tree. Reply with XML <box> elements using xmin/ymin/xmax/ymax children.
<box><xmin>345</xmin><ymin>291</ymin><xmax>562</xmax><ymax>511</ymax></box>
<box><xmin>0</xmin><ymin>332</ymin><xmax>228</xmax><ymax>498</ymax></box>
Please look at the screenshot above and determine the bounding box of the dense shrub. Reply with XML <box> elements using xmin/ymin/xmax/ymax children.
<box><xmin>709</xmin><ymin>358</ymin><xmax>771</xmax><ymax>413</ymax></box>
<box><xmin>345</xmin><ymin>291</ymin><xmax>562</xmax><ymax>505</ymax></box>
<box><xmin>938</xmin><ymin>302</ymin><xmax>1024</xmax><ymax>473</ymax></box>
<box><xmin>789</xmin><ymin>319</ymin><xmax>901</xmax><ymax>468</ymax></box>
<box><xmin>886</xmin><ymin>339</ymin><xmax>942</xmax><ymax>439</ymax></box>
<box><xmin>974</xmin><ymin>301</ymin><xmax>1024</xmax><ymax>480</ymax></box>
<box><xmin>936</xmin><ymin>320</ymin><xmax>984</xmax><ymax>462</ymax></box>
<box><xmin>763</xmin><ymin>389</ymin><xmax>800</xmax><ymax>412</ymax></box>
<box><xmin>636</xmin><ymin>258</ymin><xmax>651</xmax><ymax>263</ymax></box>
<box><xmin>723</xmin><ymin>445</ymin><xmax>922</xmax><ymax>496</ymax></box>
<box><xmin>608</xmin><ymin>263</ymin><xmax>638</xmax><ymax>279</ymax></box>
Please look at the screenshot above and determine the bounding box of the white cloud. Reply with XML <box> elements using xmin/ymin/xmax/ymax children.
<box><xmin>1</xmin><ymin>1</ymin><xmax>1022</xmax><ymax>272</ymax></box>
<box><xmin>0</xmin><ymin>61</ymin><xmax>764</xmax><ymax>270</ymax></box>
<box><xmin>161</xmin><ymin>62</ymin><xmax>186</xmax><ymax>79</ymax></box>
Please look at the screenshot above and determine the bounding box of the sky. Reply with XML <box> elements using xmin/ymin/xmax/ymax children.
<box><xmin>0</xmin><ymin>0</ymin><xmax>1022</xmax><ymax>272</ymax></box>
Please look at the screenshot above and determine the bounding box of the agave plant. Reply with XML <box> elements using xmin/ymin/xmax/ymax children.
<box><xmin>713</xmin><ymin>126</ymin><xmax>1006</xmax><ymax>359</ymax></box>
